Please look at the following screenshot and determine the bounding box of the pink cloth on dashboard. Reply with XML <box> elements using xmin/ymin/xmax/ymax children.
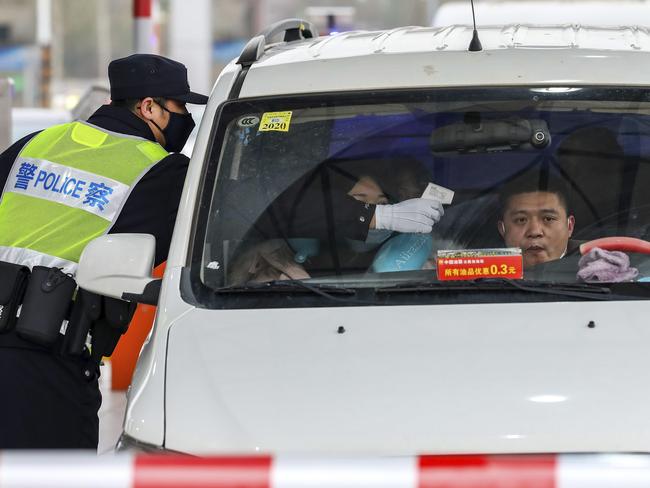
<box><xmin>577</xmin><ymin>247</ymin><xmax>638</xmax><ymax>282</ymax></box>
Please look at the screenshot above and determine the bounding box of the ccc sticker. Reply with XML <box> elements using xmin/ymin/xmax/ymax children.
<box><xmin>237</xmin><ymin>115</ymin><xmax>260</xmax><ymax>128</ymax></box>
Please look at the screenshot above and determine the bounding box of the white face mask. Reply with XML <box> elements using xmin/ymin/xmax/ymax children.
<box><xmin>345</xmin><ymin>229</ymin><xmax>393</xmax><ymax>253</ymax></box>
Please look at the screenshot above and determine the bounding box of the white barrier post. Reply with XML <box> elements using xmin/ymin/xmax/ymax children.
<box><xmin>134</xmin><ymin>0</ymin><xmax>155</xmax><ymax>54</ymax></box>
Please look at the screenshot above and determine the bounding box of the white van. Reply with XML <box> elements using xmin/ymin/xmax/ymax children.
<box><xmin>78</xmin><ymin>20</ymin><xmax>650</xmax><ymax>454</ymax></box>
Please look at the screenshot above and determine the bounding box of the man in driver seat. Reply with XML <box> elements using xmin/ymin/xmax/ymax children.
<box><xmin>497</xmin><ymin>174</ymin><xmax>576</xmax><ymax>269</ymax></box>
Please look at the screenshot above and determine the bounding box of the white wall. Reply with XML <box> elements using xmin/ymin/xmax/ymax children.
<box><xmin>433</xmin><ymin>0</ymin><xmax>650</xmax><ymax>27</ymax></box>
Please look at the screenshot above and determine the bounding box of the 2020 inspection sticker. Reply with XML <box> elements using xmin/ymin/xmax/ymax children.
<box><xmin>258</xmin><ymin>111</ymin><xmax>292</xmax><ymax>132</ymax></box>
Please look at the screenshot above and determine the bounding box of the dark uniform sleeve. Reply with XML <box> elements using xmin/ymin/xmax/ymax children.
<box><xmin>0</xmin><ymin>133</ymin><xmax>38</xmax><ymax>190</ymax></box>
<box><xmin>253</xmin><ymin>172</ymin><xmax>375</xmax><ymax>242</ymax></box>
<box><xmin>110</xmin><ymin>153</ymin><xmax>189</xmax><ymax>266</ymax></box>
<box><xmin>268</xmin><ymin>193</ymin><xmax>375</xmax><ymax>241</ymax></box>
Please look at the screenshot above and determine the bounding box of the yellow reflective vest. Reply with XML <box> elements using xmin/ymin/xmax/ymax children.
<box><xmin>0</xmin><ymin>121</ymin><xmax>168</xmax><ymax>274</ymax></box>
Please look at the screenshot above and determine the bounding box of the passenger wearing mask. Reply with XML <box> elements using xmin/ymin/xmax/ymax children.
<box><xmin>232</xmin><ymin>158</ymin><xmax>443</xmax><ymax>282</ymax></box>
<box><xmin>253</xmin><ymin>157</ymin><xmax>444</xmax><ymax>243</ymax></box>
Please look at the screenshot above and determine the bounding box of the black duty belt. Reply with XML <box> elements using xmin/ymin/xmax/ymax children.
<box><xmin>0</xmin><ymin>260</ymin><xmax>135</xmax><ymax>361</ymax></box>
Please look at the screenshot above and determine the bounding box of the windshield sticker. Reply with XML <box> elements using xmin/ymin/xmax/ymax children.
<box><xmin>237</xmin><ymin>115</ymin><xmax>260</xmax><ymax>128</ymax></box>
<box><xmin>422</xmin><ymin>182</ymin><xmax>454</xmax><ymax>204</ymax></box>
<box><xmin>259</xmin><ymin>111</ymin><xmax>292</xmax><ymax>132</ymax></box>
<box><xmin>437</xmin><ymin>248</ymin><xmax>523</xmax><ymax>281</ymax></box>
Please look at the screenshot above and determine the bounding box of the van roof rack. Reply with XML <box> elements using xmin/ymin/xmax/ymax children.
<box><xmin>230</xmin><ymin>18</ymin><xmax>317</xmax><ymax>99</ymax></box>
<box><xmin>237</xmin><ymin>18</ymin><xmax>316</xmax><ymax>68</ymax></box>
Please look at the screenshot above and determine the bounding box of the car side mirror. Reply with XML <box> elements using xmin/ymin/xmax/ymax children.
<box><xmin>76</xmin><ymin>234</ymin><xmax>161</xmax><ymax>305</ymax></box>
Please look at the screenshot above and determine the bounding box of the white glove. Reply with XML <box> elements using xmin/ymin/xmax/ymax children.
<box><xmin>374</xmin><ymin>198</ymin><xmax>444</xmax><ymax>233</ymax></box>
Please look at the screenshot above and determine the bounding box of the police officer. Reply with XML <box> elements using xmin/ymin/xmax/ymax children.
<box><xmin>0</xmin><ymin>54</ymin><xmax>207</xmax><ymax>449</ymax></box>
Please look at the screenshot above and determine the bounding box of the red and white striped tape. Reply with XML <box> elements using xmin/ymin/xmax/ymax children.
<box><xmin>1</xmin><ymin>453</ymin><xmax>650</xmax><ymax>487</ymax></box>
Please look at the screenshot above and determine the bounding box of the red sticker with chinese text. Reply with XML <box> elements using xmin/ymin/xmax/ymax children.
<box><xmin>436</xmin><ymin>248</ymin><xmax>523</xmax><ymax>281</ymax></box>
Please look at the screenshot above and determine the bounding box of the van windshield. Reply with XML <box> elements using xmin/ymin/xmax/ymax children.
<box><xmin>193</xmin><ymin>87</ymin><xmax>650</xmax><ymax>301</ymax></box>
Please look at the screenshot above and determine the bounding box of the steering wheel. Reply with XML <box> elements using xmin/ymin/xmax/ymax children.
<box><xmin>579</xmin><ymin>237</ymin><xmax>650</xmax><ymax>255</ymax></box>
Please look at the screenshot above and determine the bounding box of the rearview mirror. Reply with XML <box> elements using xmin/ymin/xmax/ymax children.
<box><xmin>76</xmin><ymin>234</ymin><xmax>160</xmax><ymax>304</ymax></box>
<box><xmin>430</xmin><ymin>118</ymin><xmax>551</xmax><ymax>154</ymax></box>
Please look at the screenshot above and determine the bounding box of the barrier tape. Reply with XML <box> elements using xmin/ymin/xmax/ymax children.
<box><xmin>1</xmin><ymin>453</ymin><xmax>650</xmax><ymax>487</ymax></box>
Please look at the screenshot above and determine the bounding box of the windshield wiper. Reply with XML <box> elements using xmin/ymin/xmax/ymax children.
<box><xmin>215</xmin><ymin>279</ymin><xmax>650</xmax><ymax>303</ymax></box>
<box><xmin>213</xmin><ymin>279</ymin><xmax>371</xmax><ymax>303</ymax></box>
<box><xmin>377</xmin><ymin>278</ymin><xmax>614</xmax><ymax>300</ymax></box>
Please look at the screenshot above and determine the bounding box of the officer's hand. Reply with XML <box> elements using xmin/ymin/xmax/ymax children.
<box><xmin>374</xmin><ymin>198</ymin><xmax>444</xmax><ymax>233</ymax></box>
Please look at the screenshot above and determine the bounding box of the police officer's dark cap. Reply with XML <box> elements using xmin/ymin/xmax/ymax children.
<box><xmin>108</xmin><ymin>54</ymin><xmax>208</xmax><ymax>104</ymax></box>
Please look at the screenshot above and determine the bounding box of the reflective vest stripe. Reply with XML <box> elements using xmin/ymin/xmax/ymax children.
<box><xmin>0</xmin><ymin>245</ymin><xmax>77</xmax><ymax>274</ymax></box>
<box><xmin>0</xmin><ymin>121</ymin><xmax>168</xmax><ymax>271</ymax></box>
<box><xmin>0</xmin><ymin>192</ymin><xmax>107</xmax><ymax>266</ymax></box>
<box><xmin>5</xmin><ymin>157</ymin><xmax>130</xmax><ymax>221</ymax></box>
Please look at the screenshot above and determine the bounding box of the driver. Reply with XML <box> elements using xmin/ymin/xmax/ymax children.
<box><xmin>497</xmin><ymin>175</ymin><xmax>575</xmax><ymax>269</ymax></box>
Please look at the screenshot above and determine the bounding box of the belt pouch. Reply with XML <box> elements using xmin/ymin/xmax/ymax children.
<box><xmin>62</xmin><ymin>289</ymin><xmax>102</xmax><ymax>356</ymax></box>
<box><xmin>15</xmin><ymin>266</ymin><xmax>76</xmax><ymax>346</ymax></box>
<box><xmin>90</xmin><ymin>297</ymin><xmax>137</xmax><ymax>360</ymax></box>
<box><xmin>0</xmin><ymin>261</ymin><xmax>30</xmax><ymax>333</ymax></box>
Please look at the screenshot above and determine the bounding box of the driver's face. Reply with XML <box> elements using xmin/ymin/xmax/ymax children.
<box><xmin>498</xmin><ymin>191</ymin><xmax>574</xmax><ymax>268</ymax></box>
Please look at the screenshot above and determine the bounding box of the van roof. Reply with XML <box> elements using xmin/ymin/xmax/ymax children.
<box><xmin>237</xmin><ymin>25</ymin><xmax>650</xmax><ymax>97</ymax></box>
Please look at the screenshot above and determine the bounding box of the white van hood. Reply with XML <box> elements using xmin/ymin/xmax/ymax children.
<box><xmin>164</xmin><ymin>300</ymin><xmax>650</xmax><ymax>455</ymax></box>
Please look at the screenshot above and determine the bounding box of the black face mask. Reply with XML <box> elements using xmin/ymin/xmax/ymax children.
<box><xmin>151</xmin><ymin>102</ymin><xmax>195</xmax><ymax>152</ymax></box>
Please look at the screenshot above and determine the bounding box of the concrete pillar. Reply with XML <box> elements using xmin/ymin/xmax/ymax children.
<box><xmin>426</xmin><ymin>0</ymin><xmax>441</xmax><ymax>25</ymax></box>
<box><xmin>36</xmin><ymin>0</ymin><xmax>51</xmax><ymax>107</ymax></box>
<box><xmin>0</xmin><ymin>78</ymin><xmax>12</xmax><ymax>149</ymax></box>
<box><xmin>168</xmin><ymin>0</ymin><xmax>212</xmax><ymax>96</ymax></box>
<box><xmin>97</xmin><ymin>0</ymin><xmax>112</xmax><ymax>78</ymax></box>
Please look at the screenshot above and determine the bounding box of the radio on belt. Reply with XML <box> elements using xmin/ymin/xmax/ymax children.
<box><xmin>16</xmin><ymin>266</ymin><xmax>76</xmax><ymax>346</ymax></box>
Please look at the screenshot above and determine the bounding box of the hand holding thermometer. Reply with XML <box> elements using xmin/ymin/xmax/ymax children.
<box><xmin>421</xmin><ymin>182</ymin><xmax>454</xmax><ymax>205</ymax></box>
<box><xmin>374</xmin><ymin>182</ymin><xmax>453</xmax><ymax>234</ymax></box>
